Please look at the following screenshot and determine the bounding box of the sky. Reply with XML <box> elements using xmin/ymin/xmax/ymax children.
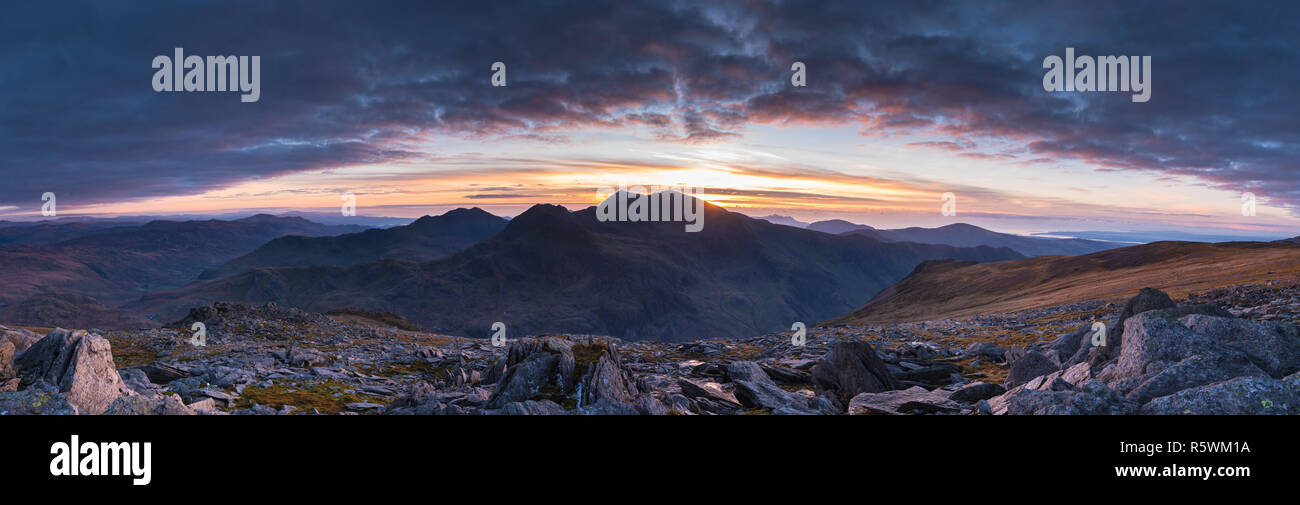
<box><xmin>1</xmin><ymin>0</ymin><xmax>1297</xmax><ymax>237</ymax></box>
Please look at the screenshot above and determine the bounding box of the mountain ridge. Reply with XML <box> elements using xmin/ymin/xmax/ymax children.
<box><xmin>131</xmin><ymin>195</ymin><xmax>1025</xmax><ymax>340</ymax></box>
<box><xmin>199</xmin><ymin>207</ymin><xmax>507</xmax><ymax>279</ymax></box>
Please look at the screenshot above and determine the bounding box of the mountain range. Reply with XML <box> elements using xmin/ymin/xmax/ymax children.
<box><xmin>0</xmin><ymin>215</ymin><xmax>366</xmax><ymax>326</ymax></box>
<box><xmin>770</xmin><ymin>218</ymin><xmax>1118</xmax><ymax>257</ymax></box>
<box><xmin>199</xmin><ymin>208</ymin><xmax>507</xmax><ymax>279</ymax></box>
<box><xmin>131</xmin><ymin>194</ymin><xmax>1024</xmax><ymax>340</ymax></box>
<box><xmin>841</xmin><ymin>223</ymin><xmax>1117</xmax><ymax>257</ymax></box>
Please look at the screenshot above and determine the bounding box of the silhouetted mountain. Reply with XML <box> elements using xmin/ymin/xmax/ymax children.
<box><xmin>842</xmin><ymin>222</ymin><xmax>1117</xmax><ymax>257</ymax></box>
<box><xmin>754</xmin><ymin>214</ymin><xmax>809</xmax><ymax>228</ymax></box>
<box><xmin>807</xmin><ymin>219</ymin><xmax>874</xmax><ymax>234</ymax></box>
<box><xmin>0</xmin><ymin>215</ymin><xmax>366</xmax><ymax>312</ymax></box>
<box><xmin>199</xmin><ymin>208</ymin><xmax>507</xmax><ymax>280</ymax></box>
<box><xmin>133</xmin><ymin>193</ymin><xmax>1023</xmax><ymax>341</ymax></box>
<box><xmin>826</xmin><ymin>240</ymin><xmax>1300</xmax><ymax>325</ymax></box>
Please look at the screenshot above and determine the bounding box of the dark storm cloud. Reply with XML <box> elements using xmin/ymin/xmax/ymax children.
<box><xmin>1</xmin><ymin>0</ymin><xmax>1297</xmax><ymax>211</ymax></box>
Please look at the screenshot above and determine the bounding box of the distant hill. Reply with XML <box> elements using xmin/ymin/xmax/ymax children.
<box><xmin>754</xmin><ymin>214</ymin><xmax>809</xmax><ymax>228</ymax></box>
<box><xmin>0</xmin><ymin>293</ymin><xmax>158</xmax><ymax>330</ymax></box>
<box><xmin>200</xmin><ymin>208</ymin><xmax>507</xmax><ymax>280</ymax></box>
<box><xmin>842</xmin><ymin>222</ymin><xmax>1117</xmax><ymax>257</ymax></box>
<box><xmin>133</xmin><ymin>194</ymin><xmax>1023</xmax><ymax>341</ymax></box>
<box><xmin>0</xmin><ymin>219</ymin><xmax>150</xmax><ymax>246</ymax></box>
<box><xmin>1038</xmin><ymin>229</ymin><xmax>1289</xmax><ymax>244</ymax></box>
<box><xmin>0</xmin><ymin>215</ymin><xmax>366</xmax><ymax>311</ymax></box>
<box><xmin>807</xmin><ymin>219</ymin><xmax>874</xmax><ymax>234</ymax></box>
<box><xmin>825</xmin><ymin>240</ymin><xmax>1300</xmax><ymax>325</ymax></box>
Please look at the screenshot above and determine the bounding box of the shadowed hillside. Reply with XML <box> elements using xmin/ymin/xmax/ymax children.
<box><xmin>199</xmin><ymin>208</ymin><xmax>507</xmax><ymax>279</ymax></box>
<box><xmin>0</xmin><ymin>215</ymin><xmax>366</xmax><ymax>328</ymax></box>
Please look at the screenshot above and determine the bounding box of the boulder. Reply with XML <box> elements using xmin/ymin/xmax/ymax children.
<box><xmin>1004</xmin><ymin>351</ymin><xmax>1056</xmax><ymax>389</ymax></box>
<box><xmin>105</xmin><ymin>394</ymin><xmax>196</xmax><ymax>415</ymax></box>
<box><xmin>494</xmin><ymin>399</ymin><xmax>568</xmax><ymax>415</ymax></box>
<box><xmin>810</xmin><ymin>341</ymin><xmax>900</xmax><ymax>408</ymax></box>
<box><xmin>1052</xmin><ymin>325</ymin><xmax>1089</xmax><ymax>363</ymax></box>
<box><xmin>0</xmin><ymin>383</ymin><xmax>78</xmax><ymax>415</ymax></box>
<box><xmin>964</xmin><ymin>341</ymin><xmax>1009</xmax><ymax>362</ymax></box>
<box><xmin>1003</xmin><ymin>380</ymin><xmax>1137</xmax><ymax>415</ymax></box>
<box><xmin>1060</xmin><ymin>361</ymin><xmax>1092</xmax><ymax>387</ymax></box>
<box><xmin>1113</xmin><ymin>312</ymin><xmax>1266</xmax><ymax>403</ymax></box>
<box><xmin>0</xmin><ymin>326</ymin><xmax>42</xmax><ymax>352</ymax></box>
<box><xmin>665</xmin><ymin>394</ymin><xmax>697</xmax><ymax>415</ymax></box>
<box><xmin>677</xmin><ymin>378</ymin><xmax>741</xmax><ymax>407</ymax></box>
<box><xmin>759</xmin><ymin>363</ymin><xmax>812</xmax><ymax>385</ymax></box>
<box><xmin>1178</xmin><ymin>315</ymin><xmax>1300</xmax><ymax>378</ymax></box>
<box><xmin>14</xmin><ymin>328</ymin><xmax>130</xmax><ymax>414</ymax></box>
<box><xmin>1140</xmin><ymin>373</ymin><xmax>1300</xmax><ymax>415</ymax></box>
<box><xmin>580</xmin><ymin>348</ymin><xmax>631</xmax><ymax>406</ymax></box>
<box><xmin>848</xmin><ymin>386</ymin><xmax>960</xmax><ymax>415</ymax></box>
<box><xmin>576</xmin><ymin>398</ymin><xmax>642</xmax><ymax>415</ymax></box>
<box><xmin>733</xmin><ymin>378</ymin><xmax>815</xmax><ymax>413</ymax></box>
<box><xmin>487</xmin><ymin>337</ymin><xmax>576</xmax><ymax>409</ymax></box>
<box><xmin>0</xmin><ymin>340</ymin><xmax>15</xmax><ymax>382</ymax></box>
<box><xmin>636</xmin><ymin>396</ymin><xmax>669</xmax><ymax>415</ymax></box>
<box><xmin>895</xmin><ymin>363</ymin><xmax>963</xmax><ymax>385</ymax></box>
<box><xmin>948</xmin><ymin>381</ymin><xmax>1004</xmax><ymax>403</ymax></box>
<box><xmin>1110</xmin><ymin>288</ymin><xmax>1176</xmax><ymax>344</ymax></box>
<box><xmin>725</xmin><ymin>361</ymin><xmax>770</xmax><ymax>383</ymax></box>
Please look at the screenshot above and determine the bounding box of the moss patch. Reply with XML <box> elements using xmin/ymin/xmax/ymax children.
<box><xmin>571</xmin><ymin>342</ymin><xmax>609</xmax><ymax>378</ymax></box>
<box><xmin>233</xmin><ymin>379</ymin><xmax>384</xmax><ymax>414</ymax></box>
<box><xmin>359</xmin><ymin>359</ymin><xmax>445</xmax><ymax>379</ymax></box>
<box><xmin>105</xmin><ymin>336</ymin><xmax>162</xmax><ymax>368</ymax></box>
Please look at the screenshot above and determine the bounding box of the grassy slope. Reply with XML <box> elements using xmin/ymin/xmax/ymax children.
<box><xmin>826</xmin><ymin>241</ymin><xmax>1300</xmax><ymax>325</ymax></box>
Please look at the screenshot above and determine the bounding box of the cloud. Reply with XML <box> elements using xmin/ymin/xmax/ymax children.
<box><xmin>1</xmin><ymin>0</ymin><xmax>1297</xmax><ymax>215</ymax></box>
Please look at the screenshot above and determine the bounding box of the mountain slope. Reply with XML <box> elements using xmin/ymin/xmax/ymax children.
<box><xmin>132</xmin><ymin>195</ymin><xmax>1023</xmax><ymax>340</ymax></box>
<box><xmin>199</xmin><ymin>208</ymin><xmax>506</xmax><ymax>280</ymax></box>
<box><xmin>825</xmin><ymin>240</ymin><xmax>1300</xmax><ymax>325</ymax></box>
<box><xmin>844</xmin><ymin>222</ymin><xmax>1117</xmax><ymax>257</ymax></box>
<box><xmin>0</xmin><ymin>215</ymin><xmax>366</xmax><ymax>311</ymax></box>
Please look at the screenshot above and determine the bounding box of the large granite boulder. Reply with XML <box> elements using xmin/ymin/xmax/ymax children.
<box><xmin>14</xmin><ymin>328</ymin><xmax>131</xmax><ymax>414</ymax></box>
<box><xmin>810</xmin><ymin>341</ymin><xmax>900</xmax><ymax>409</ymax></box>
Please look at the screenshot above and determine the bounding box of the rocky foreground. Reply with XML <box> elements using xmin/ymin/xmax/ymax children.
<box><xmin>1</xmin><ymin>281</ymin><xmax>1298</xmax><ymax>415</ymax></box>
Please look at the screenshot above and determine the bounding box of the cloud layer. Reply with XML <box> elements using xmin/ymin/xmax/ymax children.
<box><xmin>2</xmin><ymin>0</ymin><xmax>1297</xmax><ymax>214</ymax></box>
